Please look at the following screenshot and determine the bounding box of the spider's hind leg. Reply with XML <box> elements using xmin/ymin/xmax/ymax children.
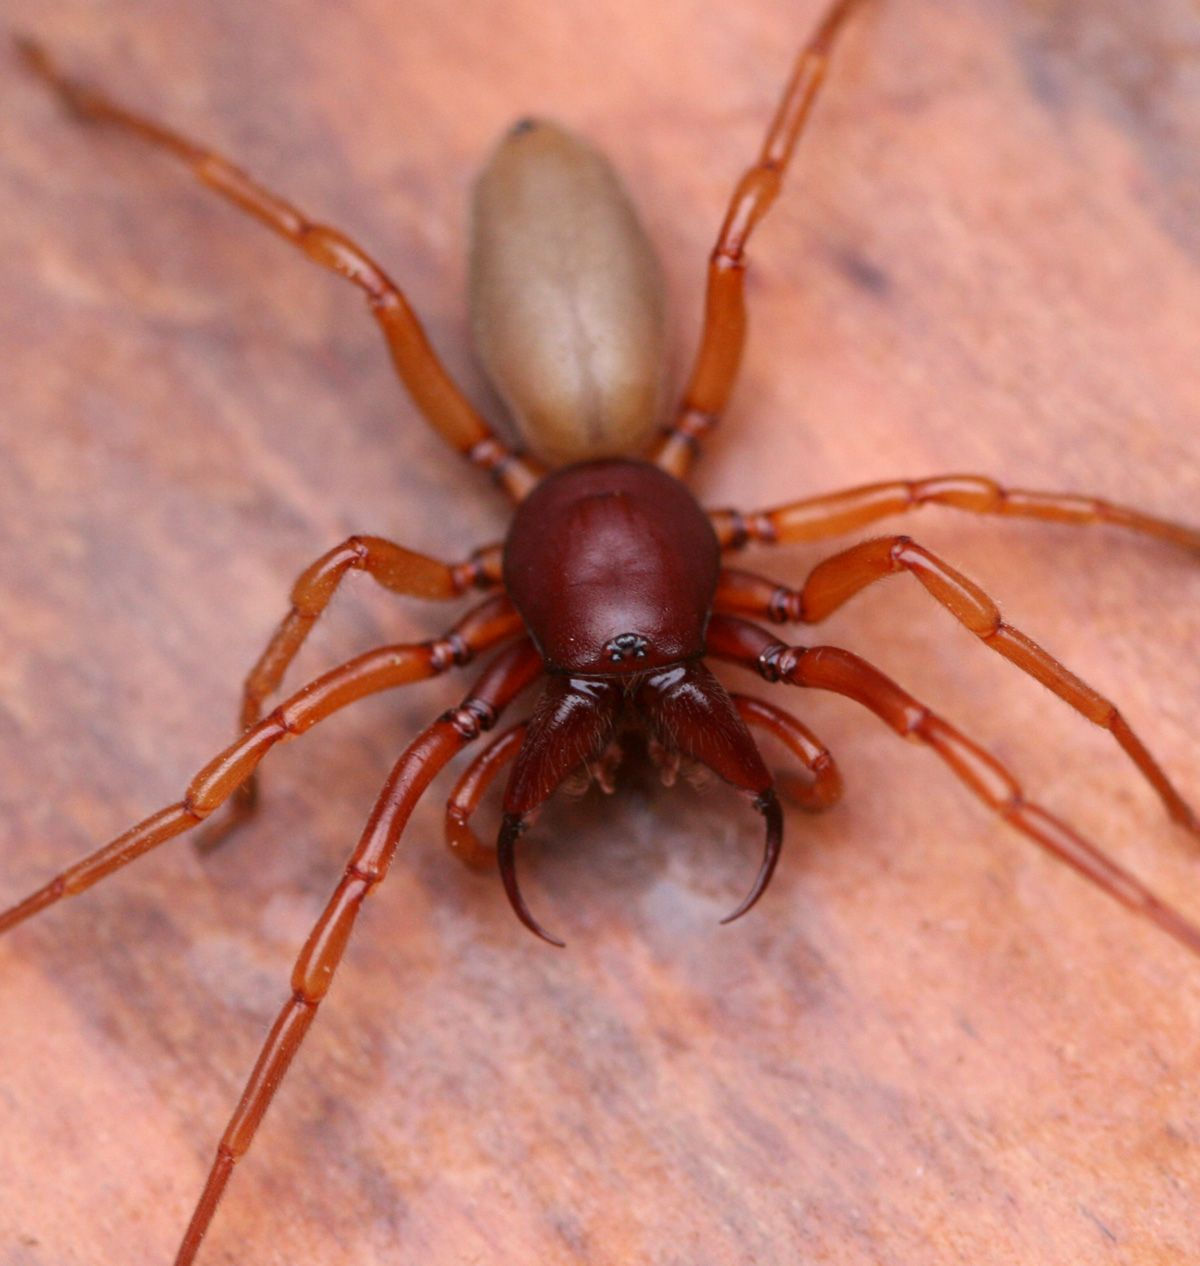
<box><xmin>15</xmin><ymin>37</ymin><xmax>543</xmax><ymax>500</ymax></box>
<box><xmin>651</xmin><ymin>0</ymin><xmax>867</xmax><ymax>478</ymax></box>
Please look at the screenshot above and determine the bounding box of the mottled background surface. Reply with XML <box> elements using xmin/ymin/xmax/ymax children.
<box><xmin>1</xmin><ymin>1</ymin><xmax>1198</xmax><ymax>1262</ymax></box>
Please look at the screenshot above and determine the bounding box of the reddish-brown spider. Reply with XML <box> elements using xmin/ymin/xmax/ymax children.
<box><xmin>5</xmin><ymin>2</ymin><xmax>1200</xmax><ymax>1262</ymax></box>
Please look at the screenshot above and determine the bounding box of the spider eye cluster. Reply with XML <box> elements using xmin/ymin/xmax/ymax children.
<box><xmin>605</xmin><ymin>632</ymin><xmax>649</xmax><ymax>662</ymax></box>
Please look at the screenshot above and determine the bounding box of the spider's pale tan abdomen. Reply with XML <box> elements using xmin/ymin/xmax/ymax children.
<box><xmin>469</xmin><ymin>119</ymin><xmax>667</xmax><ymax>466</ymax></box>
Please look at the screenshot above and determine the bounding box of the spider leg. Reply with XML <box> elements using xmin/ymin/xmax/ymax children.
<box><xmin>651</xmin><ymin>0</ymin><xmax>865</xmax><ymax>479</ymax></box>
<box><xmin>445</xmin><ymin>721</ymin><xmax>529</xmax><ymax>870</ymax></box>
<box><xmin>732</xmin><ymin>693</ymin><xmax>843</xmax><ymax>812</ymax></box>
<box><xmin>707</xmin><ymin>614</ymin><xmax>1200</xmax><ymax>959</ymax></box>
<box><xmin>709</xmin><ymin>473</ymin><xmax>1200</xmax><ymax>553</ymax></box>
<box><xmin>206</xmin><ymin>537</ymin><xmax>503</xmax><ymax>843</ymax></box>
<box><xmin>0</xmin><ymin>595</ymin><xmax>521</xmax><ymax>936</ymax></box>
<box><xmin>172</xmin><ymin>639</ymin><xmax>542</xmax><ymax>1266</ymax></box>
<box><xmin>14</xmin><ymin>38</ymin><xmax>543</xmax><ymax>502</ymax></box>
<box><xmin>716</xmin><ymin>545</ymin><xmax>1199</xmax><ymax>835</ymax></box>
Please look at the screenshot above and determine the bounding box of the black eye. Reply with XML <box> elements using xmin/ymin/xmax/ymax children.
<box><xmin>605</xmin><ymin>632</ymin><xmax>650</xmax><ymax>662</ymax></box>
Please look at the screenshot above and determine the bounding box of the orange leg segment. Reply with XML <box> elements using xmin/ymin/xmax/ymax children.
<box><xmin>709</xmin><ymin>473</ymin><xmax>1200</xmax><ymax>553</ymax></box>
<box><xmin>0</xmin><ymin>594</ymin><xmax>522</xmax><ymax>937</ymax></box>
<box><xmin>715</xmin><ymin>541</ymin><xmax>1199</xmax><ymax>835</ymax></box>
<box><xmin>207</xmin><ymin>537</ymin><xmax>503</xmax><ymax>841</ymax></box>
<box><xmin>444</xmin><ymin>721</ymin><xmax>529</xmax><ymax>870</ymax></box>
<box><xmin>172</xmin><ymin>638</ymin><xmax>543</xmax><ymax>1266</ymax></box>
<box><xmin>651</xmin><ymin>0</ymin><xmax>865</xmax><ymax>478</ymax></box>
<box><xmin>16</xmin><ymin>38</ymin><xmax>543</xmax><ymax>501</ymax></box>
<box><xmin>732</xmin><ymin>694</ymin><xmax>843</xmax><ymax>813</ymax></box>
<box><xmin>707</xmin><ymin>614</ymin><xmax>1200</xmax><ymax>960</ymax></box>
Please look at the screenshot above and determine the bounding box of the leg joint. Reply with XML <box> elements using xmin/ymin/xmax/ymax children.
<box><xmin>905</xmin><ymin>705</ymin><xmax>931</xmax><ymax>738</ymax></box>
<box><xmin>266</xmin><ymin>705</ymin><xmax>303</xmax><ymax>737</ymax></box>
<box><xmin>429</xmin><ymin>632</ymin><xmax>471</xmax><ymax>672</ymax></box>
<box><xmin>346</xmin><ymin>862</ymin><xmax>383</xmax><ymax>886</ymax></box>
<box><xmin>724</xmin><ymin>508</ymin><xmax>751</xmax><ymax>551</ymax></box>
<box><xmin>344</xmin><ymin>535</ymin><xmax>372</xmax><ymax>567</ymax></box>
<box><xmin>757</xmin><ymin>641</ymin><xmax>803</xmax><ymax>683</ymax></box>
<box><xmin>441</xmin><ymin>699</ymin><xmax>497</xmax><ymax>741</ymax></box>
<box><xmin>978</xmin><ymin>617</ymin><xmax>1010</xmax><ymax>645</ymax></box>
<box><xmin>711</xmin><ymin>246</ymin><xmax>747</xmax><ymax>271</ymax></box>
<box><xmin>998</xmin><ymin>793</ymin><xmax>1026</xmax><ymax>820</ymax></box>
<box><xmin>768</xmin><ymin>585</ymin><xmax>802</xmax><ymax>623</ymax></box>
<box><xmin>467</xmin><ymin>437</ymin><xmax>517</xmax><ymax>483</ymax></box>
<box><xmin>456</xmin><ymin>547</ymin><xmax>500</xmax><ymax>592</ymax></box>
<box><xmin>181</xmin><ymin>795</ymin><xmax>211</xmax><ymax>823</ymax></box>
<box><xmin>888</xmin><ymin>534</ymin><xmax>914</xmax><ymax>562</ymax></box>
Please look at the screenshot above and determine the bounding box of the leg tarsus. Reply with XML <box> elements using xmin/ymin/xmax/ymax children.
<box><xmin>193</xmin><ymin>784</ymin><xmax>258</xmax><ymax>853</ymax></box>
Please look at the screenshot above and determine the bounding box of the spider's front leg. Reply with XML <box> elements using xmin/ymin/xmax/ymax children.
<box><xmin>714</xmin><ymin>536</ymin><xmax>1199</xmax><ymax>836</ymax></box>
<box><xmin>206</xmin><ymin>536</ymin><xmax>503</xmax><ymax>842</ymax></box>
<box><xmin>0</xmin><ymin>594</ymin><xmax>521</xmax><ymax>936</ymax></box>
<box><xmin>706</xmin><ymin>614</ymin><xmax>1200</xmax><ymax>960</ymax></box>
<box><xmin>174</xmin><ymin>638</ymin><xmax>543</xmax><ymax>1266</ymax></box>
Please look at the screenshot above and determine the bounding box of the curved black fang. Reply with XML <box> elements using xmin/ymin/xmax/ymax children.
<box><xmin>720</xmin><ymin>787</ymin><xmax>784</xmax><ymax>926</ymax></box>
<box><xmin>497</xmin><ymin>812</ymin><xmax>565</xmax><ymax>948</ymax></box>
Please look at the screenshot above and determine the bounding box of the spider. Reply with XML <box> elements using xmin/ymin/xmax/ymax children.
<box><xmin>4</xmin><ymin>1</ymin><xmax>1200</xmax><ymax>1262</ymax></box>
